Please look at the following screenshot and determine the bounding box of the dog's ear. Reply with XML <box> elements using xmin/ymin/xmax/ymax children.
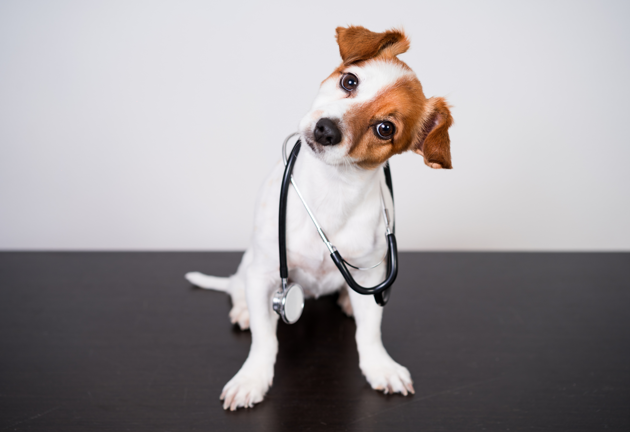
<box><xmin>413</xmin><ymin>97</ymin><xmax>454</xmax><ymax>169</ymax></box>
<box><xmin>335</xmin><ymin>26</ymin><xmax>409</xmax><ymax>65</ymax></box>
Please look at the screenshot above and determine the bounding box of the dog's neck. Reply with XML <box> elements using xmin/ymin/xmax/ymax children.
<box><xmin>292</xmin><ymin>143</ymin><xmax>383</xmax><ymax>223</ymax></box>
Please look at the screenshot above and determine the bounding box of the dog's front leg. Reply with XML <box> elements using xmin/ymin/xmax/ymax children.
<box><xmin>348</xmin><ymin>279</ymin><xmax>415</xmax><ymax>396</ymax></box>
<box><xmin>220</xmin><ymin>268</ymin><xmax>278</xmax><ymax>410</ymax></box>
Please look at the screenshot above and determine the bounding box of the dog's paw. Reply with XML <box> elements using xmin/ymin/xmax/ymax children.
<box><xmin>220</xmin><ymin>369</ymin><xmax>272</xmax><ymax>411</ymax></box>
<box><xmin>229</xmin><ymin>302</ymin><xmax>250</xmax><ymax>330</ymax></box>
<box><xmin>361</xmin><ymin>356</ymin><xmax>414</xmax><ymax>396</ymax></box>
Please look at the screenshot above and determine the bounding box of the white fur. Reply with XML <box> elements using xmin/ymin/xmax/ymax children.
<box><xmin>187</xmin><ymin>59</ymin><xmax>414</xmax><ymax>411</ymax></box>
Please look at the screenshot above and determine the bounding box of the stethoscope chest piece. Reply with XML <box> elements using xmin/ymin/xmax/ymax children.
<box><xmin>272</xmin><ymin>282</ymin><xmax>305</xmax><ymax>324</ymax></box>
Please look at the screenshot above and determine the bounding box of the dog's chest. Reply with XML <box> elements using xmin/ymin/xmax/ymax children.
<box><xmin>253</xmin><ymin>153</ymin><xmax>388</xmax><ymax>297</ymax></box>
<box><xmin>284</xmin><ymin>183</ymin><xmax>385</xmax><ymax>296</ymax></box>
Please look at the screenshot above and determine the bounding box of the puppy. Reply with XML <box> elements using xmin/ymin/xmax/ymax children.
<box><xmin>186</xmin><ymin>25</ymin><xmax>453</xmax><ymax>411</ymax></box>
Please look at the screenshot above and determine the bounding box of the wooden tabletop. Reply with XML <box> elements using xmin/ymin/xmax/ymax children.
<box><xmin>0</xmin><ymin>252</ymin><xmax>628</xmax><ymax>431</ymax></box>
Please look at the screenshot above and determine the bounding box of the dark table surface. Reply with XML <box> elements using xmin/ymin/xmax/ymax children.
<box><xmin>0</xmin><ymin>252</ymin><xmax>628</xmax><ymax>431</ymax></box>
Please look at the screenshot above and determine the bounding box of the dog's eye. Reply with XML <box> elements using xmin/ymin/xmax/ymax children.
<box><xmin>374</xmin><ymin>122</ymin><xmax>395</xmax><ymax>140</ymax></box>
<box><xmin>340</xmin><ymin>73</ymin><xmax>359</xmax><ymax>92</ymax></box>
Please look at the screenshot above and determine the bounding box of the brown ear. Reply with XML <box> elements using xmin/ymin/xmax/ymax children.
<box><xmin>335</xmin><ymin>26</ymin><xmax>410</xmax><ymax>65</ymax></box>
<box><xmin>413</xmin><ymin>97</ymin><xmax>454</xmax><ymax>169</ymax></box>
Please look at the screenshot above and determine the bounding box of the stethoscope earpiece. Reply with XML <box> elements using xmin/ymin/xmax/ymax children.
<box><xmin>272</xmin><ymin>282</ymin><xmax>305</xmax><ymax>324</ymax></box>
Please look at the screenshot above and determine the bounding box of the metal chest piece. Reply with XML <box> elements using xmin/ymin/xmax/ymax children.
<box><xmin>272</xmin><ymin>280</ymin><xmax>305</xmax><ymax>324</ymax></box>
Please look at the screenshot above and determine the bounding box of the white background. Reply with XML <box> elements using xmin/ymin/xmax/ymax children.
<box><xmin>1</xmin><ymin>0</ymin><xmax>629</xmax><ymax>251</ymax></box>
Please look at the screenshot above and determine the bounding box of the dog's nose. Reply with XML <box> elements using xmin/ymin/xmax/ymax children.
<box><xmin>314</xmin><ymin>118</ymin><xmax>342</xmax><ymax>146</ymax></box>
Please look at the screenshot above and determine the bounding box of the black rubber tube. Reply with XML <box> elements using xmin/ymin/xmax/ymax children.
<box><xmin>278</xmin><ymin>140</ymin><xmax>301</xmax><ymax>279</ymax></box>
<box><xmin>383</xmin><ymin>161</ymin><xmax>395</xmax><ymax>234</ymax></box>
<box><xmin>329</xmin><ymin>233</ymin><xmax>398</xmax><ymax>296</ymax></box>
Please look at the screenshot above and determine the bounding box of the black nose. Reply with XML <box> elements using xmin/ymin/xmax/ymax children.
<box><xmin>313</xmin><ymin>118</ymin><xmax>342</xmax><ymax>146</ymax></box>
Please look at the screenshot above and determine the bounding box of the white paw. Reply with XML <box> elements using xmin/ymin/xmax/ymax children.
<box><xmin>229</xmin><ymin>302</ymin><xmax>250</xmax><ymax>330</ymax></box>
<box><xmin>361</xmin><ymin>356</ymin><xmax>414</xmax><ymax>396</ymax></box>
<box><xmin>220</xmin><ymin>369</ymin><xmax>272</xmax><ymax>411</ymax></box>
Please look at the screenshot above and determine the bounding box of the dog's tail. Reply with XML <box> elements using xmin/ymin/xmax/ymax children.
<box><xmin>185</xmin><ymin>272</ymin><xmax>230</xmax><ymax>293</ymax></box>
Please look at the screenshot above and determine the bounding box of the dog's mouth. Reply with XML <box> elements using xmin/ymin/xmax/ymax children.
<box><xmin>302</xmin><ymin>134</ymin><xmax>321</xmax><ymax>154</ymax></box>
<box><xmin>301</xmin><ymin>133</ymin><xmax>360</xmax><ymax>168</ymax></box>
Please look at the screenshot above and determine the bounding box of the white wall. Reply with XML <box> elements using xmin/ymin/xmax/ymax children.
<box><xmin>1</xmin><ymin>0</ymin><xmax>629</xmax><ymax>251</ymax></box>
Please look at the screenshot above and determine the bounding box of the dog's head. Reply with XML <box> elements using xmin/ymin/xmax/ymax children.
<box><xmin>298</xmin><ymin>26</ymin><xmax>453</xmax><ymax>170</ymax></box>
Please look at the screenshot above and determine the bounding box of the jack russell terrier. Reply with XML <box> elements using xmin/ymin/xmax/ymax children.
<box><xmin>186</xmin><ymin>25</ymin><xmax>453</xmax><ymax>411</ymax></box>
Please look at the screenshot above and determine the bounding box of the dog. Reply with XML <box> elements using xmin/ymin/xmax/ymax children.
<box><xmin>186</xmin><ymin>25</ymin><xmax>453</xmax><ymax>411</ymax></box>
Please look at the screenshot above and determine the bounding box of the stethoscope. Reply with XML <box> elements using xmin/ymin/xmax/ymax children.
<box><xmin>272</xmin><ymin>133</ymin><xmax>399</xmax><ymax>324</ymax></box>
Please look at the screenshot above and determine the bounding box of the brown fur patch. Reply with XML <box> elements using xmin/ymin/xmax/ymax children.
<box><xmin>336</xmin><ymin>26</ymin><xmax>410</xmax><ymax>65</ymax></box>
<box><xmin>346</xmin><ymin>73</ymin><xmax>427</xmax><ymax>169</ymax></box>
<box><xmin>413</xmin><ymin>98</ymin><xmax>454</xmax><ymax>169</ymax></box>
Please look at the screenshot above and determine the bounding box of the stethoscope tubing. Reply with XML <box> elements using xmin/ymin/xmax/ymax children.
<box><xmin>329</xmin><ymin>233</ymin><xmax>398</xmax><ymax>295</ymax></box>
<box><xmin>278</xmin><ymin>139</ymin><xmax>398</xmax><ymax>304</ymax></box>
<box><xmin>278</xmin><ymin>139</ymin><xmax>301</xmax><ymax>280</ymax></box>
